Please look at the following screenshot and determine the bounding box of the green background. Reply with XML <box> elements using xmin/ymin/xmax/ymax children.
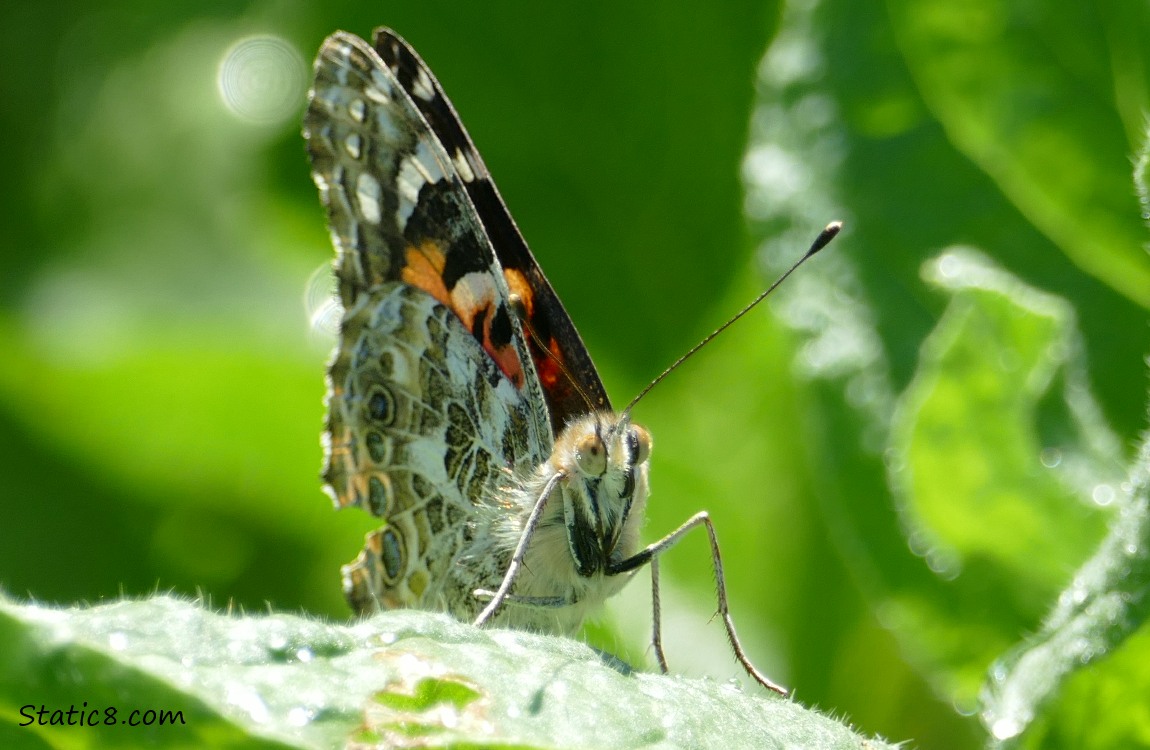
<box><xmin>2</xmin><ymin>1</ymin><xmax>1148</xmax><ymax>748</ymax></box>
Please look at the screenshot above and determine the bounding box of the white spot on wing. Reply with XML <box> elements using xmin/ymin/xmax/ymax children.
<box><xmin>415</xmin><ymin>139</ymin><xmax>447</xmax><ymax>183</ymax></box>
<box><xmin>396</xmin><ymin>162</ymin><xmax>422</xmax><ymax>228</ymax></box>
<box><xmin>356</xmin><ymin>172</ymin><xmax>382</xmax><ymax>224</ymax></box>
<box><xmin>412</xmin><ymin>67</ymin><xmax>435</xmax><ymax>101</ymax></box>
<box><xmin>450</xmin><ymin>271</ymin><xmax>499</xmax><ymax>331</ymax></box>
<box><xmin>368</xmin><ymin>69</ymin><xmax>395</xmax><ymax>101</ymax></box>
<box><xmin>395</xmin><ymin>138</ymin><xmax>450</xmax><ymax>229</ymax></box>
<box><xmin>453</xmin><ymin>148</ymin><xmax>476</xmax><ymax>182</ymax></box>
<box><xmin>375</xmin><ymin>106</ymin><xmax>401</xmax><ymax>144</ymax></box>
<box><xmin>344</xmin><ymin>133</ymin><xmax>362</xmax><ymax>159</ymax></box>
<box><xmin>348</xmin><ymin>98</ymin><xmax>366</xmax><ymax>122</ymax></box>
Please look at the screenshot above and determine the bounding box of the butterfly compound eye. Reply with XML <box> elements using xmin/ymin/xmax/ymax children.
<box><xmin>573</xmin><ymin>432</ymin><xmax>608</xmax><ymax>476</ymax></box>
<box><xmin>627</xmin><ymin>425</ymin><xmax>651</xmax><ymax>465</ymax></box>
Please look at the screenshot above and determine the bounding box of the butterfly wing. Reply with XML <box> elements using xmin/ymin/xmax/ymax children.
<box><xmin>372</xmin><ymin>28</ymin><xmax>612</xmax><ymax>430</ymax></box>
<box><xmin>305</xmin><ymin>31</ymin><xmax>552</xmax><ymax>615</ymax></box>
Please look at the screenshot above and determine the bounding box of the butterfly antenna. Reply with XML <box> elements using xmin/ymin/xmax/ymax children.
<box><xmin>511</xmin><ymin>297</ymin><xmax>599</xmax><ymax>413</ymax></box>
<box><xmin>622</xmin><ymin>221</ymin><xmax>841</xmax><ymax>417</ymax></box>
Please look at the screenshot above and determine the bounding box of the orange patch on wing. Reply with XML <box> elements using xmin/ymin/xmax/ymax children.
<box><xmin>453</xmin><ymin>273</ymin><xmax>525</xmax><ymax>387</ymax></box>
<box><xmin>488</xmin><ymin>341</ymin><xmax>525</xmax><ymax>389</ymax></box>
<box><xmin>401</xmin><ymin>241</ymin><xmax>452</xmax><ymax>308</ymax></box>
<box><xmin>504</xmin><ymin>267</ymin><xmax>563</xmax><ymax>389</ymax></box>
<box><xmin>535</xmin><ymin>346</ymin><xmax>564</xmax><ymax>390</ymax></box>
<box><xmin>403</xmin><ymin>250</ymin><xmax>527</xmax><ymax>389</ymax></box>
<box><xmin>503</xmin><ymin>269</ymin><xmax>534</xmax><ymax>316</ymax></box>
<box><xmin>452</xmin><ymin>273</ymin><xmax>526</xmax><ymax>389</ymax></box>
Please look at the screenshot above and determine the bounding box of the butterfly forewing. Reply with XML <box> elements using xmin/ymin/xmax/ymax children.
<box><xmin>371</xmin><ymin>28</ymin><xmax>611</xmax><ymax>429</ymax></box>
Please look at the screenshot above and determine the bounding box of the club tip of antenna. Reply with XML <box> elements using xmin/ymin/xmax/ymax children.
<box><xmin>806</xmin><ymin>220</ymin><xmax>843</xmax><ymax>258</ymax></box>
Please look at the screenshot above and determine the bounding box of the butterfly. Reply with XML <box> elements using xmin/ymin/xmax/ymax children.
<box><xmin>303</xmin><ymin>27</ymin><xmax>833</xmax><ymax>695</ymax></box>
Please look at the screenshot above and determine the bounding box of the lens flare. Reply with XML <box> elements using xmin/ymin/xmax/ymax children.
<box><xmin>217</xmin><ymin>34</ymin><xmax>305</xmax><ymax>124</ymax></box>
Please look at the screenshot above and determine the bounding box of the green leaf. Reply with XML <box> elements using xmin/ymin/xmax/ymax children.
<box><xmin>979</xmin><ymin>123</ymin><xmax>1150</xmax><ymax>744</ymax></box>
<box><xmin>887</xmin><ymin>0</ymin><xmax>1150</xmax><ymax>309</ymax></box>
<box><xmin>886</xmin><ymin>248</ymin><xmax>1122</xmax><ymax>701</ymax></box>
<box><xmin>747</xmin><ymin>6</ymin><xmax>1146</xmax><ymax>745</ymax></box>
<box><xmin>898</xmin><ymin>251</ymin><xmax>1105</xmax><ymax>578</ymax></box>
<box><xmin>0</xmin><ymin>596</ymin><xmax>896</xmax><ymax>750</ymax></box>
<box><xmin>980</xmin><ymin>425</ymin><xmax>1150</xmax><ymax>749</ymax></box>
<box><xmin>1137</xmin><ymin>122</ymin><xmax>1150</xmax><ymax>226</ymax></box>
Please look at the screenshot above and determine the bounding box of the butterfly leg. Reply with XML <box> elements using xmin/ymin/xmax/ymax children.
<box><xmin>608</xmin><ymin>511</ymin><xmax>788</xmax><ymax>696</ymax></box>
<box><xmin>650</xmin><ymin>557</ymin><xmax>670</xmax><ymax>674</ymax></box>
<box><xmin>473</xmin><ymin>471</ymin><xmax>565</xmax><ymax>627</ymax></box>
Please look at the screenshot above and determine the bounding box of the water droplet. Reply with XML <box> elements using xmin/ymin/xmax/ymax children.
<box><xmin>936</xmin><ymin>253</ymin><xmax>960</xmax><ymax>279</ymax></box>
<box><xmin>926</xmin><ymin>549</ymin><xmax>961</xmax><ymax>580</ymax></box>
<box><xmin>907</xmin><ymin>530</ymin><xmax>931</xmax><ymax>557</ymax></box>
<box><xmin>1039</xmin><ymin>447</ymin><xmax>1061</xmax><ymax>468</ymax></box>
<box><xmin>225</xmin><ymin>685</ymin><xmax>270</xmax><ymax>723</ymax></box>
<box><xmin>1069</xmin><ymin>636</ymin><xmax>1090</xmax><ymax>656</ymax></box>
<box><xmin>440</xmin><ymin>705</ymin><xmax>461</xmax><ymax>729</ymax></box>
<box><xmin>1092</xmin><ymin>484</ymin><xmax>1115</xmax><ymax>506</ymax></box>
<box><xmin>108</xmin><ymin>631</ymin><xmax>128</xmax><ymax>651</ymax></box>
<box><xmin>287</xmin><ymin>707</ymin><xmax>313</xmax><ymax>727</ymax></box>
<box><xmin>990</xmin><ymin>717</ymin><xmax>1023</xmax><ymax>740</ymax></box>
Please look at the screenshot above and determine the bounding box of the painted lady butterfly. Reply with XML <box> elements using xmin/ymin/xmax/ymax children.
<box><xmin>304</xmin><ymin>27</ymin><xmax>836</xmax><ymax>695</ymax></box>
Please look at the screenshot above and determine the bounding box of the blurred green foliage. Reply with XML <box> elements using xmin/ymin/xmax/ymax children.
<box><xmin>1</xmin><ymin>1</ymin><xmax>1148</xmax><ymax>748</ymax></box>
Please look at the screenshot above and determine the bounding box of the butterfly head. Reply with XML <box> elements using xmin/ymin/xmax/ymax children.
<box><xmin>549</xmin><ymin>413</ymin><xmax>652</xmax><ymax>578</ymax></box>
